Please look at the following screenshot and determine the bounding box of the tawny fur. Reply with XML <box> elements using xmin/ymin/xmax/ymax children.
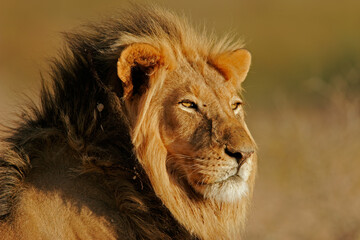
<box><xmin>0</xmin><ymin>6</ymin><xmax>256</xmax><ymax>240</ymax></box>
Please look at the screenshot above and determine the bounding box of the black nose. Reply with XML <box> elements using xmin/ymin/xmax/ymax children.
<box><xmin>224</xmin><ymin>147</ymin><xmax>254</xmax><ymax>167</ymax></box>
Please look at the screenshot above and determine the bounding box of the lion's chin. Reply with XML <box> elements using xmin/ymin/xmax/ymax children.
<box><xmin>193</xmin><ymin>158</ymin><xmax>254</xmax><ymax>203</ymax></box>
<box><xmin>198</xmin><ymin>176</ymin><xmax>249</xmax><ymax>203</ymax></box>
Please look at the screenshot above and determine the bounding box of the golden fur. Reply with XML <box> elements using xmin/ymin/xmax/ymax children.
<box><xmin>0</xmin><ymin>6</ymin><xmax>256</xmax><ymax>240</ymax></box>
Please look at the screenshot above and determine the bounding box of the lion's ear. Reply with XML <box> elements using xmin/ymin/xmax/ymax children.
<box><xmin>117</xmin><ymin>43</ymin><xmax>164</xmax><ymax>99</ymax></box>
<box><xmin>211</xmin><ymin>49</ymin><xmax>251</xmax><ymax>88</ymax></box>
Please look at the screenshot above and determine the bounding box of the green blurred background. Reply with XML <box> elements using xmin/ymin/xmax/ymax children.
<box><xmin>1</xmin><ymin>0</ymin><xmax>359</xmax><ymax>239</ymax></box>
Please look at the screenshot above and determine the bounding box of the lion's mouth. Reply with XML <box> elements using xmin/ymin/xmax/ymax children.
<box><xmin>195</xmin><ymin>174</ymin><xmax>241</xmax><ymax>186</ymax></box>
<box><xmin>193</xmin><ymin>173</ymin><xmax>250</xmax><ymax>202</ymax></box>
<box><xmin>185</xmin><ymin>157</ymin><xmax>254</xmax><ymax>202</ymax></box>
<box><xmin>192</xmin><ymin>157</ymin><xmax>253</xmax><ymax>187</ymax></box>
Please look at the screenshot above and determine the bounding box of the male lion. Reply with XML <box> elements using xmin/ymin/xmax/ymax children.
<box><xmin>0</xmin><ymin>6</ymin><xmax>256</xmax><ymax>240</ymax></box>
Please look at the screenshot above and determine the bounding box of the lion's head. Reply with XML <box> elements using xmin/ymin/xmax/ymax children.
<box><xmin>160</xmin><ymin>55</ymin><xmax>255</xmax><ymax>203</ymax></box>
<box><xmin>113</xmin><ymin>9</ymin><xmax>256</xmax><ymax>239</ymax></box>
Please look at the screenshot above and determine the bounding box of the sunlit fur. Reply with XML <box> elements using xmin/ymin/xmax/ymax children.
<box><xmin>0</xmin><ymin>6</ymin><xmax>256</xmax><ymax>240</ymax></box>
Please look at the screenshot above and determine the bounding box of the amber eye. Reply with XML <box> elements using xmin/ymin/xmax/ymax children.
<box><xmin>231</xmin><ymin>102</ymin><xmax>242</xmax><ymax>111</ymax></box>
<box><xmin>179</xmin><ymin>100</ymin><xmax>197</xmax><ymax>109</ymax></box>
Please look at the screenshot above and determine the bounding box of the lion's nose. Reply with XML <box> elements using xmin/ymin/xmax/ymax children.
<box><xmin>224</xmin><ymin>147</ymin><xmax>254</xmax><ymax>167</ymax></box>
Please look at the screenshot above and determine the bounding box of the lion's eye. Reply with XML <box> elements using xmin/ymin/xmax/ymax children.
<box><xmin>231</xmin><ymin>102</ymin><xmax>242</xmax><ymax>111</ymax></box>
<box><xmin>179</xmin><ymin>100</ymin><xmax>197</xmax><ymax>109</ymax></box>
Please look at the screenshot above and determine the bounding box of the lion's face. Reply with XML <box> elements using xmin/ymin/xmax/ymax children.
<box><xmin>159</xmin><ymin>63</ymin><xmax>256</xmax><ymax>202</ymax></box>
<box><xmin>117</xmin><ymin>43</ymin><xmax>255</xmax><ymax>203</ymax></box>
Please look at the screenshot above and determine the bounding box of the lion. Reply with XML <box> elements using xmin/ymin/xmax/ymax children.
<box><xmin>0</xmin><ymin>6</ymin><xmax>256</xmax><ymax>240</ymax></box>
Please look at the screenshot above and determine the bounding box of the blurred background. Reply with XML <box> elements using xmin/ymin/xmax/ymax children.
<box><xmin>0</xmin><ymin>0</ymin><xmax>359</xmax><ymax>239</ymax></box>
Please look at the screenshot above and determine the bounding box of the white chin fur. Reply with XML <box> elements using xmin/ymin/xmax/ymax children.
<box><xmin>203</xmin><ymin>158</ymin><xmax>253</xmax><ymax>203</ymax></box>
<box><xmin>203</xmin><ymin>179</ymin><xmax>249</xmax><ymax>202</ymax></box>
